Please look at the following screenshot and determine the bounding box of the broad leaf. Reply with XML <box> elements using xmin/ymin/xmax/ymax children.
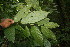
<box><xmin>21</xmin><ymin>10</ymin><xmax>50</xmax><ymax>24</ymax></box>
<box><xmin>31</xmin><ymin>26</ymin><xmax>43</xmax><ymax>46</ymax></box>
<box><xmin>15</xmin><ymin>25</ymin><xmax>24</xmax><ymax>30</ymax></box>
<box><xmin>4</xmin><ymin>26</ymin><xmax>15</xmax><ymax>43</ymax></box>
<box><xmin>37</xmin><ymin>18</ymin><xmax>50</xmax><ymax>26</ymax></box>
<box><xmin>24</xmin><ymin>26</ymin><xmax>30</xmax><ymax>37</ymax></box>
<box><xmin>41</xmin><ymin>26</ymin><xmax>56</xmax><ymax>40</ymax></box>
<box><xmin>14</xmin><ymin>6</ymin><xmax>30</xmax><ymax>22</ymax></box>
<box><xmin>44</xmin><ymin>22</ymin><xmax>59</xmax><ymax>28</ymax></box>
<box><xmin>44</xmin><ymin>39</ymin><xmax>51</xmax><ymax>47</ymax></box>
<box><xmin>15</xmin><ymin>25</ymin><xmax>30</xmax><ymax>37</ymax></box>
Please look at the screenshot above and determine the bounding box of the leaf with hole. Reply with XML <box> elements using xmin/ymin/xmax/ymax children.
<box><xmin>21</xmin><ymin>10</ymin><xmax>50</xmax><ymax>24</ymax></box>
<box><xmin>14</xmin><ymin>6</ymin><xmax>30</xmax><ymax>22</ymax></box>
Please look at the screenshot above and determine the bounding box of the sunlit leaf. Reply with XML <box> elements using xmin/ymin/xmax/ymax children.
<box><xmin>14</xmin><ymin>6</ymin><xmax>30</xmax><ymax>22</ymax></box>
<box><xmin>44</xmin><ymin>22</ymin><xmax>59</xmax><ymax>28</ymax></box>
<box><xmin>37</xmin><ymin>18</ymin><xmax>50</xmax><ymax>26</ymax></box>
<box><xmin>21</xmin><ymin>10</ymin><xmax>50</xmax><ymax>24</ymax></box>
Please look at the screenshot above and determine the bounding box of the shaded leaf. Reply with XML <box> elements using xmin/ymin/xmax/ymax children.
<box><xmin>49</xmin><ymin>0</ymin><xmax>53</xmax><ymax>2</ymax></box>
<box><xmin>44</xmin><ymin>39</ymin><xmax>51</xmax><ymax>47</ymax></box>
<box><xmin>31</xmin><ymin>26</ymin><xmax>43</xmax><ymax>46</ymax></box>
<box><xmin>41</xmin><ymin>26</ymin><xmax>56</xmax><ymax>40</ymax></box>
<box><xmin>16</xmin><ymin>3</ymin><xmax>24</xmax><ymax>10</ymax></box>
<box><xmin>24</xmin><ymin>26</ymin><xmax>30</xmax><ymax>37</ymax></box>
<box><xmin>4</xmin><ymin>26</ymin><xmax>15</xmax><ymax>43</ymax></box>
<box><xmin>15</xmin><ymin>25</ymin><xmax>24</xmax><ymax>30</ymax></box>
<box><xmin>25</xmin><ymin>0</ymin><xmax>41</xmax><ymax>10</ymax></box>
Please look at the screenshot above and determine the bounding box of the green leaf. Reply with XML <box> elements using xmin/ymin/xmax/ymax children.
<box><xmin>31</xmin><ymin>26</ymin><xmax>43</xmax><ymax>46</ymax></box>
<box><xmin>4</xmin><ymin>26</ymin><xmax>15</xmax><ymax>43</ymax></box>
<box><xmin>15</xmin><ymin>25</ymin><xmax>24</xmax><ymax>30</ymax></box>
<box><xmin>16</xmin><ymin>3</ymin><xmax>24</xmax><ymax>11</ymax></box>
<box><xmin>24</xmin><ymin>26</ymin><xmax>30</xmax><ymax>37</ymax></box>
<box><xmin>15</xmin><ymin>25</ymin><xmax>26</xmax><ymax>38</ymax></box>
<box><xmin>49</xmin><ymin>0</ymin><xmax>53</xmax><ymax>2</ymax></box>
<box><xmin>25</xmin><ymin>0</ymin><xmax>41</xmax><ymax>10</ymax></box>
<box><xmin>25</xmin><ymin>0</ymin><xmax>38</xmax><ymax>4</ymax></box>
<box><xmin>37</xmin><ymin>18</ymin><xmax>50</xmax><ymax>26</ymax></box>
<box><xmin>14</xmin><ymin>6</ymin><xmax>30</xmax><ymax>22</ymax></box>
<box><xmin>21</xmin><ymin>10</ymin><xmax>50</xmax><ymax>24</ymax></box>
<box><xmin>44</xmin><ymin>22</ymin><xmax>59</xmax><ymax>28</ymax></box>
<box><xmin>41</xmin><ymin>26</ymin><xmax>56</xmax><ymax>40</ymax></box>
<box><xmin>44</xmin><ymin>39</ymin><xmax>51</xmax><ymax>47</ymax></box>
<box><xmin>15</xmin><ymin>25</ymin><xmax>29</xmax><ymax>37</ymax></box>
<box><xmin>15</xmin><ymin>25</ymin><xmax>30</xmax><ymax>37</ymax></box>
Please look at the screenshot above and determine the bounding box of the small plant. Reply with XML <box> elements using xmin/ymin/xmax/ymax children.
<box><xmin>3</xmin><ymin>0</ymin><xmax>59</xmax><ymax>47</ymax></box>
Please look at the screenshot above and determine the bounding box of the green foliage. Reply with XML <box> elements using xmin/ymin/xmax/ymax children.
<box><xmin>31</xmin><ymin>26</ymin><xmax>43</xmax><ymax>46</ymax></box>
<box><xmin>37</xmin><ymin>18</ymin><xmax>50</xmax><ymax>26</ymax></box>
<box><xmin>4</xmin><ymin>26</ymin><xmax>15</xmax><ymax>43</ymax></box>
<box><xmin>0</xmin><ymin>0</ymin><xmax>60</xmax><ymax>47</ymax></box>
<box><xmin>49</xmin><ymin>0</ymin><xmax>53</xmax><ymax>2</ymax></box>
<box><xmin>0</xmin><ymin>0</ymin><xmax>69</xmax><ymax>47</ymax></box>
<box><xmin>25</xmin><ymin>0</ymin><xmax>41</xmax><ymax>10</ymax></box>
<box><xmin>15</xmin><ymin>25</ymin><xmax>30</xmax><ymax>38</ymax></box>
<box><xmin>44</xmin><ymin>39</ymin><xmax>51</xmax><ymax>47</ymax></box>
<box><xmin>15</xmin><ymin>25</ymin><xmax>24</xmax><ymax>30</ymax></box>
<box><xmin>14</xmin><ymin>5</ymin><xmax>50</xmax><ymax>24</ymax></box>
<box><xmin>14</xmin><ymin>6</ymin><xmax>30</xmax><ymax>22</ymax></box>
<box><xmin>41</xmin><ymin>26</ymin><xmax>56</xmax><ymax>40</ymax></box>
<box><xmin>24</xmin><ymin>26</ymin><xmax>30</xmax><ymax>37</ymax></box>
<box><xmin>21</xmin><ymin>11</ymin><xmax>50</xmax><ymax>24</ymax></box>
<box><xmin>44</xmin><ymin>22</ymin><xmax>59</xmax><ymax>28</ymax></box>
<box><xmin>16</xmin><ymin>3</ymin><xmax>24</xmax><ymax>11</ymax></box>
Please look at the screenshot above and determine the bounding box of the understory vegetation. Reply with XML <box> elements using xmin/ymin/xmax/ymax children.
<box><xmin>0</xmin><ymin>0</ymin><xmax>70</xmax><ymax>47</ymax></box>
